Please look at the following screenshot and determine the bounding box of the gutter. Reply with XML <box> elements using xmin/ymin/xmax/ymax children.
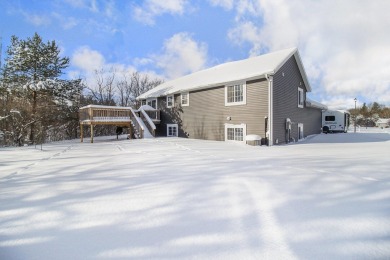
<box><xmin>265</xmin><ymin>73</ymin><xmax>274</xmax><ymax>146</ymax></box>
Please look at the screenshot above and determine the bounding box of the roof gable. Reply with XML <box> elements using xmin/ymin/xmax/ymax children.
<box><xmin>138</xmin><ymin>47</ymin><xmax>311</xmax><ymax>99</ymax></box>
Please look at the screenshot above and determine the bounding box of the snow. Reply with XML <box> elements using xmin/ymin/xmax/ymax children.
<box><xmin>138</xmin><ymin>105</ymin><xmax>157</xmax><ymax>111</ymax></box>
<box><xmin>1</xmin><ymin>129</ymin><xmax>389</xmax><ymax>259</ymax></box>
<box><xmin>137</xmin><ymin>48</ymin><xmax>306</xmax><ymax>99</ymax></box>
<box><xmin>137</xmin><ymin>120</ymin><xmax>153</xmax><ymax>138</ymax></box>
<box><xmin>305</xmin><ymin>98</ymin><xmax>328</xmax><ymax>110</ymax></box>
<box><xmin>79</xmin><ymin>104</ymin><xmax>134</xmax><ymax>110</ymax></box>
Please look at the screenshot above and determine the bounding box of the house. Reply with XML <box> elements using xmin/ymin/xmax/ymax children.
<box><xmin>376</xmin><ymin>118</ymin><xmax>390</xmax><ymax>128</ymax></box>
<box><xmin>136</xmin><ymin>47</ymin><xmax>326</xmax><ymax>145</ymax></box>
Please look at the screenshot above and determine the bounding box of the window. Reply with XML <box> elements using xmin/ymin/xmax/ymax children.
<box><xmin>166</xmin><ymin>95</ymin><xmax>174</xmax><ymax>108</ymax></box>
<box><xmin>225</xmin><ymin>82</ymin><xmax>246</xmax><ymax>106</ymax></box>
<box><xmin>234</xmin><ymin>128</ymin><xmax>243</xmax><ymax>141</ymax></box>
<box><xmin>325</xmin><ymin>116</ymin><xmax>335</xmax><ymax>121</ymax></box>
<box><xmin>225</xmin><ymin>124</ymin><xmax>246</xmax><ymax>142</ymax></box>
<box><xmin>141</xmin><ymin>100</ymin><xmax>146</xmax><ymax>106</ymax></box>
<box><xmin>167</xmin><ymin>124</ymin><xmax>178</xmax><ymax>137</ymax></box>
<box><xmin>147</xmin><ymin>98</ymin><xmax>157</xmax><ymax>109</ymax></box>
<box><xmin>298</xmin><ymin>88</ymin><xmax>304</xmax><ymax>108</ymax></box>
<box><xmin>181</xmin><ymin>93</ymin><xmax>189</xmax><ymax>106</ymax></box>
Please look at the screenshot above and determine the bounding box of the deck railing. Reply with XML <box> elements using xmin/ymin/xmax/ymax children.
<box><xmin>79</xmin><ymin>105</ymin><xmax>148</xmax><ymax>139</ymax></box>
<box><xmin>79</xmin><ymin>106</ymin><xmax>132</xmax><ymax>122</ymax></box>
<box><xmin>129</xmin><ymin>108</ymin><xmax>144</xmax><ymax>139</ymax></box>
<box><xmin>140</xmin><ymin>109</ymin><xmax>156</xmax><ymax>137</ymax></box>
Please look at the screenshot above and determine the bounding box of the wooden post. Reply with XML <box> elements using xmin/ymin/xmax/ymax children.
<box><xmin>128</xmin><ymin>123</ymin><xmax>132</xmax><ymax>140</ymax></box>
<box><xmin>80</xmin><ymin>123</ymin><xmax>84</xmax><ymax>142</ymax></box>
<box><xmin>91</xmin><ymin>124</ymin><xmax>94</xmax><ymax>143</ymax></box>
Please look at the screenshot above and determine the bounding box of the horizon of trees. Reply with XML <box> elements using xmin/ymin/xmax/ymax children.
<box><xmin>0</xmin><ymin>33</ymin><xmax>162</xmax><ymax>146</ymax></box>
<box><xmin>348</xmin><ymin>102</ymin><xmax>390</xmax><ymax>127</ymax></box>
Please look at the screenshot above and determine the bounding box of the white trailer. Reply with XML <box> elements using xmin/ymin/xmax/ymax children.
<box><xmin>322</xmin><ymin>110</ymin><xmax>350</xmax><ymax>133</ymax></box>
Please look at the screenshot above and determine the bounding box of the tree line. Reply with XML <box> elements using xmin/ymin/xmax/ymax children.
<box><xmin>0</xmin><ymin>33</ymin><xmax>161</xmax><ymax>146</ymax></box>
<box><xmin>348</xmin><ymin>102</ymin><xmax>390</xmax><ymax>127</ymax></box>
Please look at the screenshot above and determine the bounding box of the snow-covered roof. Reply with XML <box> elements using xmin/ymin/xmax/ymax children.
<box><xmin>306</xmin><ymin>98</ymin><xmax>328</xmax><ymax>110</ymax></box>
<box><xmin>137</xmin><ymin>105</ymin><xmax>157</xmax><ymax>111</ymax></box>
<box><xmin>79</xmin><ymin>104</ymin><xmax>133</xmax><ymax>110</ymax></box>
<box><xmin>137</xmin><ymin>47</ymin><xmax>311</xmax><ymax>99</ymax></box>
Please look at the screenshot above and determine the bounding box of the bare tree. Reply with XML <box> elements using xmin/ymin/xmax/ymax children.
<box><xmin>130</xmin><ymin>72</ymin><xmax>163</xmax><ymax>108</ymax></box>
<box><xmin>85</xmin><ymin>68</ymin><xmax>162</xmax><ymax>109</ymax></box>
<box><xmin>116</xmin><ymin>72</ymin><xmax>132</xmax><ymax>107</ymax></box>
<box><xmin>88</xmin><ymin>68</ymin><xmax>117</xmax><ymax>105</ymax></box>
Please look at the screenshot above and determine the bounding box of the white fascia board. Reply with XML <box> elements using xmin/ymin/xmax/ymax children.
<box><xmin>294</xmin><ymin>51</ymin><xmax>312</xmax><ymax>92</ymax></box>
<box><xmin>272</xmin><ymin>49</ymin><xmax>312</xmax><ymax>93</ymax></box>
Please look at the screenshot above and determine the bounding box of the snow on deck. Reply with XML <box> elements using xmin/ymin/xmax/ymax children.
<box><xmin>0</xmin><ymin>129</ymin><xmax>389</xmax><ymax>259</ymax></box>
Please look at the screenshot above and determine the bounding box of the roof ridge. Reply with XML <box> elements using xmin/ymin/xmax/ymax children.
<box><xmin>137</xmin><ymin>47</ymin><xmax>304</xmax><ymax>99</ymax></box>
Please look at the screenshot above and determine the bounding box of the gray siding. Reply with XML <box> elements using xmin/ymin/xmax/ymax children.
<box><xmin>273</xmin><ymin>56</ymin><xmax>322</xmax><ymax>144</ymax></box>
<box><xmin>154</xmin><ymin>55</ymin><xmax>321</xmax><ymax>144</ymax></box>
<box><xmin>157</xmin><ymin>79</ymin><xmax>269</xmax><ymax>141</ymax></box>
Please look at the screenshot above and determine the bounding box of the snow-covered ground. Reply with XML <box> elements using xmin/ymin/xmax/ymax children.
<box><xmin>1</xmin><ymin>129</ymin><xmax>389</xmax><ymax>260</ymax></box>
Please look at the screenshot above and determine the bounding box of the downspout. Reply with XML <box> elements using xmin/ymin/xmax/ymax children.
<box><xmin>265</xmin><ymin>74</ymin><xmax>273</xmax><ymax>146</ymax></box>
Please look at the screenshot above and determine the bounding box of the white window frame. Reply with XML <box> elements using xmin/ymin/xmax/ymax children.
<box><xmin>147</xmin><ymin>98</ymin><xmax>157</xmax><ymax>109</ymax></box>
<box><xmin>167</xmin><ymin>124</ymin><xmax>178</xmax><ymax>137</ymax></box>
<box><xmin>181</xmin><ymin>92</ymin><xmax>189</xmax><ymax>106</ymax></box>
<box><xmin>298</xmin><ymin>123</ymin><xmax>304</xmax><ymax>140</ymax></box>
<box><xmin>225</xmin><ymin>123</ymin><xmax>246</xmax><ymax>143</ymax></box>
<box><xmin>225</xmin><ymin>82</ymin><xmax>247</xmax><ymax>106</ymax></box>
<box><xmin>166</xmin><ymin>95</ymin><xmax>174</xmax><ymax>108</ymax></box>
<box><xmin>298</xmin><ymin>87</ymin><xmax>304</xmax><ymax>108</ymax></box>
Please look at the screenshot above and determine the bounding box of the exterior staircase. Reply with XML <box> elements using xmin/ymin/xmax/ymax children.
<box><xmin>78</xmin><ymin>104</ymin><xmax>160</xmax><ymax>142</ymax></box>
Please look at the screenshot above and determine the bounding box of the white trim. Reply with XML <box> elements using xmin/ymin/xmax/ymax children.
<box><xmin>298</xmin><ymin>123</ymin><xmax>304</xmax><ymax>140</ymax></box>
<box><xmin>167</xmin><ymin>124</ymin><xmax>178</xmax><ymax>137</ymax></box>
<box><xmin>267</xmin><ymin>75</ymin><xmax>273</xmax><ymax>146</ymax></box>
<box><xmin>147</xmin><ymin>98</ymin><xmax>157</xmax><ymax>109</ymax></box>
<box><xmin>225</xmin><ymin>81</ymin><xmax>246</xmax><ymax>106</ymax></box>
<box><xmin>181</xmin><ymin>93</ymin><xmax>189</xmax><ymax>106</ymax></box>
<box><xmin>166</xmin><ymin>95</ymin><xmax>174</xmax><ymax>108</ymax></box>
<box><xmin>224</xmin><ymin>123</ymin><xmax>247</xmax><ymax>143</ymax></box>
<box><xmin>298</xmin><ymin>87</ymin><xmax>304</xmax><ymax>108</ymax></box>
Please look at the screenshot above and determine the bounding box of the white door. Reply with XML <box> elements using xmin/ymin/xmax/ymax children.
<box><xmin>298</xmin><ymin>123</ymin><xmax>304</xmax><ymax>140</ymax></box>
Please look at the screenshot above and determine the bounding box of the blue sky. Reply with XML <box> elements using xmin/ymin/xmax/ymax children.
<box><xmin>1</xmin><ymin>0</ymin><xmax>390</xmax><ymax>109</ymax></box>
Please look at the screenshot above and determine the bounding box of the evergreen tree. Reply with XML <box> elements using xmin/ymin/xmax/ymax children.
<box><xmin>2</xmin><ymin>33</ymin><xmax>82</xmax><ymax>144</ymax></box>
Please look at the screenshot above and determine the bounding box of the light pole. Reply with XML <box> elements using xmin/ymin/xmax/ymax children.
<box><xmin>354</xmin><ymin>98</ymin><xmax>357</xmax><ymax>133</ymax></box>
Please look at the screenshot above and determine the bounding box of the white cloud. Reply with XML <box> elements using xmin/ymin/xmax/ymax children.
<box><xmin>132</xmin><ymin>0</ymin><xmax>188</xmax><ymax>25</ymax></box>
<box><xmin>151</xmin><ymin>32</ymin><xmax>208</xmax><ymax>79</ymax></box>
<box><xmin>222</xmin><ymin>0</ymin><xmax>390</xmax><ymax>105</ymax></box>
<box><xmin>22</xmin><ymin>12</ymin><xmax>51</xmax><ymax>26</ymax></box>
<box><xmin>228</xmin><ymin>21</ymin><xmax>263</xmax><ymax>56</ymax></box>
<box><xmin>319</xmin><ymin>96</ymin><xmax>360</xmax><ymax>111</ymax></box>
<box><xmin>208</xmin><ymin>0</ymin><xmax>234</xmax><ymax>10</ymax></box>
<box><xmin>51</xmin><ymin>12</ymin><xmax>78</xmax><ymax>30</ymax></box>
<box><xmin>72</xmin><ymin>46</ymin><xmax>106</xmax><ymax>72</ymax></box>
<box><xmin>63</xmin><ymin>0</ymin><xmax>87</xmax><ymax>8</ymax></box>
<box><xmin>70</xmin><ymin>46</ymin><xmax>163</xmax><ymax>92</ymax></box>
<box><xmin>64</xmin><ymin>0</ymin><xmax>115</xmax><ymax>17</ymax></box>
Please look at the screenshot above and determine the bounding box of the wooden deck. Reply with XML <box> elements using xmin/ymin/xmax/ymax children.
<box><xmin>79</xmin><ymin>105</ymin><xmax>134</xmax><ymax>143</ymax></box>
<box><xmin>79</xmin><ymin>105</ymin><xmax>161</xmax><ymax>143</ymax></box>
